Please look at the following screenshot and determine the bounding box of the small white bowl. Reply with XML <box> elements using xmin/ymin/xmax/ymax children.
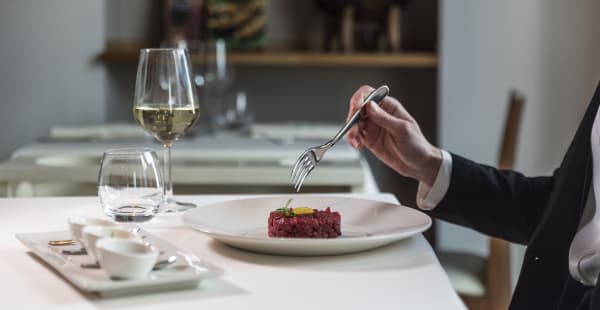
<box><xmin>68</xmin><ymin>217</ymin><xmax>117</xmax><ymax>247</ymax></box>
<box><xmin>96</xmin><ymin>238</ymin><xmax>159</xmax><ymax>280</ymax></box>
<box><xmin>82</xmin><ymin>226</ymin><xmax>142</xmax><ymax>260</ymax></box>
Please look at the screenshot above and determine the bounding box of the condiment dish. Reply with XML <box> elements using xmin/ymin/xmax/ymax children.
<box><xmin>82</xmin><ymin>226</ymin><xmax>142</xmax><ymax>260</ymax></box>
<box><xmin>96</xmin><ymin>238</ymin><xmax>159</xmax><ymax>280</ymax></box>
<box><xmin>68</xmin><ymin>217</ymin><xmax>117</xmax><ymax>247</ymax></box>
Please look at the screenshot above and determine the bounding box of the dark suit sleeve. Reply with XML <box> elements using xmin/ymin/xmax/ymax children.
<box><xmin>427</xmin><ymin>153</ymin><xmax>555</xmax><ymax>245</ymax></box>
<box><xmin>576</xmin><ymin>282</ymin><xmax>600</xmax><ymax>310</ymax></box>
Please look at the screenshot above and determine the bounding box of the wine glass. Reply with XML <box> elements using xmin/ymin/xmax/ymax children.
<box><xmin>133</xmin><ymin>48</ymin><xmax>200</xmax><ymax>213</ymax></box>
<box><xmin>98</xmin><ymin>148</ymin><xmax>164</xmax><ymax>223</ymax></box>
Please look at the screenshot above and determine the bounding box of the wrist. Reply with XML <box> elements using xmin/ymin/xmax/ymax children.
<box><xmin>415</xmin><ymin>146</ymin><xmax>442</xmax><ymax>187</ymax></box>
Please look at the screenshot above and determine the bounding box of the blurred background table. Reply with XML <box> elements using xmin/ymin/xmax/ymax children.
<box><xmin>0</xmin><ymin>124</ymin><xmax>378</xmax><ymax>197</ymax></box>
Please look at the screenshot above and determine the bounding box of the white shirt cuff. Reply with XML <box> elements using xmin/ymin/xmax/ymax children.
<box><xmin>416</xmin><ymin>150</ymin><xmax>452</xmax><ymax>210</ymax></box>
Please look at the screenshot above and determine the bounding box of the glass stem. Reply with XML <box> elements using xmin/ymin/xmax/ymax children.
<box><xmin>163</xmin><ymin>143</ymin><xmax>174</xmax><ymax>203</ymax></box>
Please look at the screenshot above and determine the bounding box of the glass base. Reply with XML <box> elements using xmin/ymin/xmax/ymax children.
<box><xmin>159</xmin><ymin>198</ymin><xmax>197</xmax><ymax>213</ymax></box>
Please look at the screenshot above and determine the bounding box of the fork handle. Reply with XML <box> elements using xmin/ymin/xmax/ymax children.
<box><xmin>329</xmin><ymin>85</ymin><xmax>390</xmax><ymax>145</ymax></box>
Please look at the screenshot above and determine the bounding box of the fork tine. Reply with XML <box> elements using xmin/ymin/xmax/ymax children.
<box><xmin>290</xmin><ymin>152</ymin><xmax>307</xmax><ymax>180</ymax></box>
<box><xmin>295</xmin><ymin>163</ymin><xmax>314</xmax><ymax>192</ymax></box>
<box><xmin>294</xmin><ymin>166</ymin><xmax>309</xmax><ymax>191</ymax></box>
<box><xmin>292</xmin><ymin>151</ymin><xmax>310</xmax><ymax>183</ymax></box>
<box><xmin>290</xmin><ymin>156</ymin><xmax>301</xmax><ymax>183</ymax></box>
<box><xmin>294</xmin><ymin>157</ymin><xmax>313</xmax><ymax>190</ymax></box>
<box><xmin>291</xmin><ymin>168</ymin><xmax>301</xmax><ymax>188</ymax></box>
<box><xmin>291</xmin><ymin>156</ymin><xmax>310</xmax><ymax>186</ymax></box>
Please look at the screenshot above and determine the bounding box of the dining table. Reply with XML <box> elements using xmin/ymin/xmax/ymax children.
<box><xmin>0</xmin><ymin>126</ymin><xmax>378</xmax><ymax>197</ymax></box>
<box><xmin>0</xmin><ymin>193</ymin><xmax>466</xmax><ymax>309</ymax></box>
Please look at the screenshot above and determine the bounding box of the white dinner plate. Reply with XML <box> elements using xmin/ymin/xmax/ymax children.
<box><xmin>183</xmin><ymin>195</ymin><xmax>431</xmax><ymax>256</ymax></box>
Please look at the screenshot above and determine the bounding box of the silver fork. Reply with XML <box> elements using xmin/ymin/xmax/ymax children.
<box><xmin>290</xmin><ymin>85</ymin><xmax>390</xmax><ymax>191</ymax></box>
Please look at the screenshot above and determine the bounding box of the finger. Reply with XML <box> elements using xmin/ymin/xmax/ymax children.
<box><xmin>346</xmin><ymin>117</ymin><xmax>361</xmax><ymax>147</ymax></box>
<box><xmin>352</xmin><ymin>137</ymin><xmax>364</xmax><ymax>149</ymax></box>
<box><xmin>345</xmin><ymin>85</ymin><xmax>374</xmax><ymax>147</ymax></box>
<box><xmin>346</xmin><ymin>130</ymin><xmax>363</xmax><ymax>149</ymax></box>
<box><xmin>359</xmin><ymin>122</ymin><xmax>381</xmax><ymax>150</ymax></box>
<box><xmin>362</xmin><ymin>114</ymin><xmax>380</xmax><ymax>137</ymax></box>
<box><xmin>346</xmin><ymin>85</ymin><xmax>375</xmax><ymax>122</ymax></box>
<box><xmin>376</xmin><ymin>96</ymin><xmax>415</xmax><ymax>123</ymax></box>
<box><xmin>358</xmin><ymin>127</ymin><xmax>375</xmax><ymax>150</ymax></box>
<box><xmin>366</xmin><ymin>100</ymin><xmax>411</xmax><ymax>134</ymax></box>
<box><xmin>347</xmin><ymin>117</ymin><xmax>368</xmax><ymax>149</ymax></box>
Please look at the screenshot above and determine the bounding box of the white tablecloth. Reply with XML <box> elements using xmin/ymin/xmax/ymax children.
<box><xmin>0</xmin><ymin>134</ymin><xmax>378</xmax><ymax>196</ymax></box>
<box><xmin>0</xmin><ymin>193</ymin><xmax>465</xmax><ymax>309</ymax></box>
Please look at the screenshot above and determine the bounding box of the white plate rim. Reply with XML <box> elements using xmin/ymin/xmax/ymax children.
<box><xmin>182</xmin><ymin>195</ymin><xmax>432</xmax><ymax>255</ymax></box>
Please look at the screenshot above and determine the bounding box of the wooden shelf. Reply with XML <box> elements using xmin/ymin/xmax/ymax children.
<box><xmin>99</xmin><ymin>42</ymin><xmax>438</xmax><ymax>68</ymax></box>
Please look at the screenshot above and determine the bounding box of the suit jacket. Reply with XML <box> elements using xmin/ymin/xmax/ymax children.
<box><xmin>429</xmin><ymin>82</ymin><xmax>600</xmax><ymax>309</ymax></box>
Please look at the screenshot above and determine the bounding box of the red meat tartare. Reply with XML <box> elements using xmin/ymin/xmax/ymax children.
<box><xmin>268</xmin><ymin>201</ymin><xmax>341</xmax><ymax>238</ymax></box>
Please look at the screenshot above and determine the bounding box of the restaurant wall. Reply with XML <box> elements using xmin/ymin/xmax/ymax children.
<box><xmin>0</xmin><ymin>0</ymin><xmax>106</xmax><ymax>159</ymax></box>
<box><xmin>439</xmin><ymin>0</ymin><xmax>600</xmax><ymax>289</ymax></box>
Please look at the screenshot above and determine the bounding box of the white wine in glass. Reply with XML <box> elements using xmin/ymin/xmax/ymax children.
<box><xmin>133</xmin><ymin>48</ymin><xmax>200</xmax><ymax>213</ymax></box>
<box><xmin>133</xmin><ymin>105</ymin><xmax>199</xmax><ymax>143</ymax></box>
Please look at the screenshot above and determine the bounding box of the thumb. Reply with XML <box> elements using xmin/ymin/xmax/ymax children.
<box><xmin>365</xmin><ymin>101</ymin><xmax>400</xmax><ymax>133</ymax></box>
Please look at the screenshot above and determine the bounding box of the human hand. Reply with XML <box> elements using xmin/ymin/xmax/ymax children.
<box><xmin>345</xmin><ymin>85</ymin><xmax>442</xmax><ymax>187</ymax></box>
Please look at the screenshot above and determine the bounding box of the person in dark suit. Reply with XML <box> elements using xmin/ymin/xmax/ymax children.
<box><xmin>345</xmin><ymin>84</ymin><xmax>600</xmax><ymax>309</ymax></box>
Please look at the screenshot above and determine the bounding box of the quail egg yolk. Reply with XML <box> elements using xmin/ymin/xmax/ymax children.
<box><xmin>293</xmin><ymin>207</ymin><xmax>314</xmax><ymax>215</ymax></box>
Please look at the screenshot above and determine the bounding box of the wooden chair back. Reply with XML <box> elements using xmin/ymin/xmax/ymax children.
<box><xmin>459</xmin><ymin>90</ymin><xmax>525</xmax><ymax>310</ymax></box>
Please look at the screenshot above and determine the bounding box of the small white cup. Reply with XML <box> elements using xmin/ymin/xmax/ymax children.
<box><xmin>82</xmin><ymin>226</ymin><xmax>142</xmax><ymax>260</ymax></box>
<box><xmin>96</xmin><ymin>238</ymin><xmax>159</xmax><ymax>280</ymax></box>
<box><xmin>68</xmin><ymin>217</ymin><xmax>117</xmax><ymax>247</ymax></box>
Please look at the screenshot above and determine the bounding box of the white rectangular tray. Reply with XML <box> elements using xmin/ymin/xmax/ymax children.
<box><xmin>16</xmin><ymin>230</ymin><xmax>221</xmax><ymax>297</ymax></box>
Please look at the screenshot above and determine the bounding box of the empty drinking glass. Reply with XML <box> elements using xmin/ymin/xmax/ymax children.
<box><xmin>98</xmin><ymin>148</ymin><xmax>164</xmax><ymax>223</ymax></box>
